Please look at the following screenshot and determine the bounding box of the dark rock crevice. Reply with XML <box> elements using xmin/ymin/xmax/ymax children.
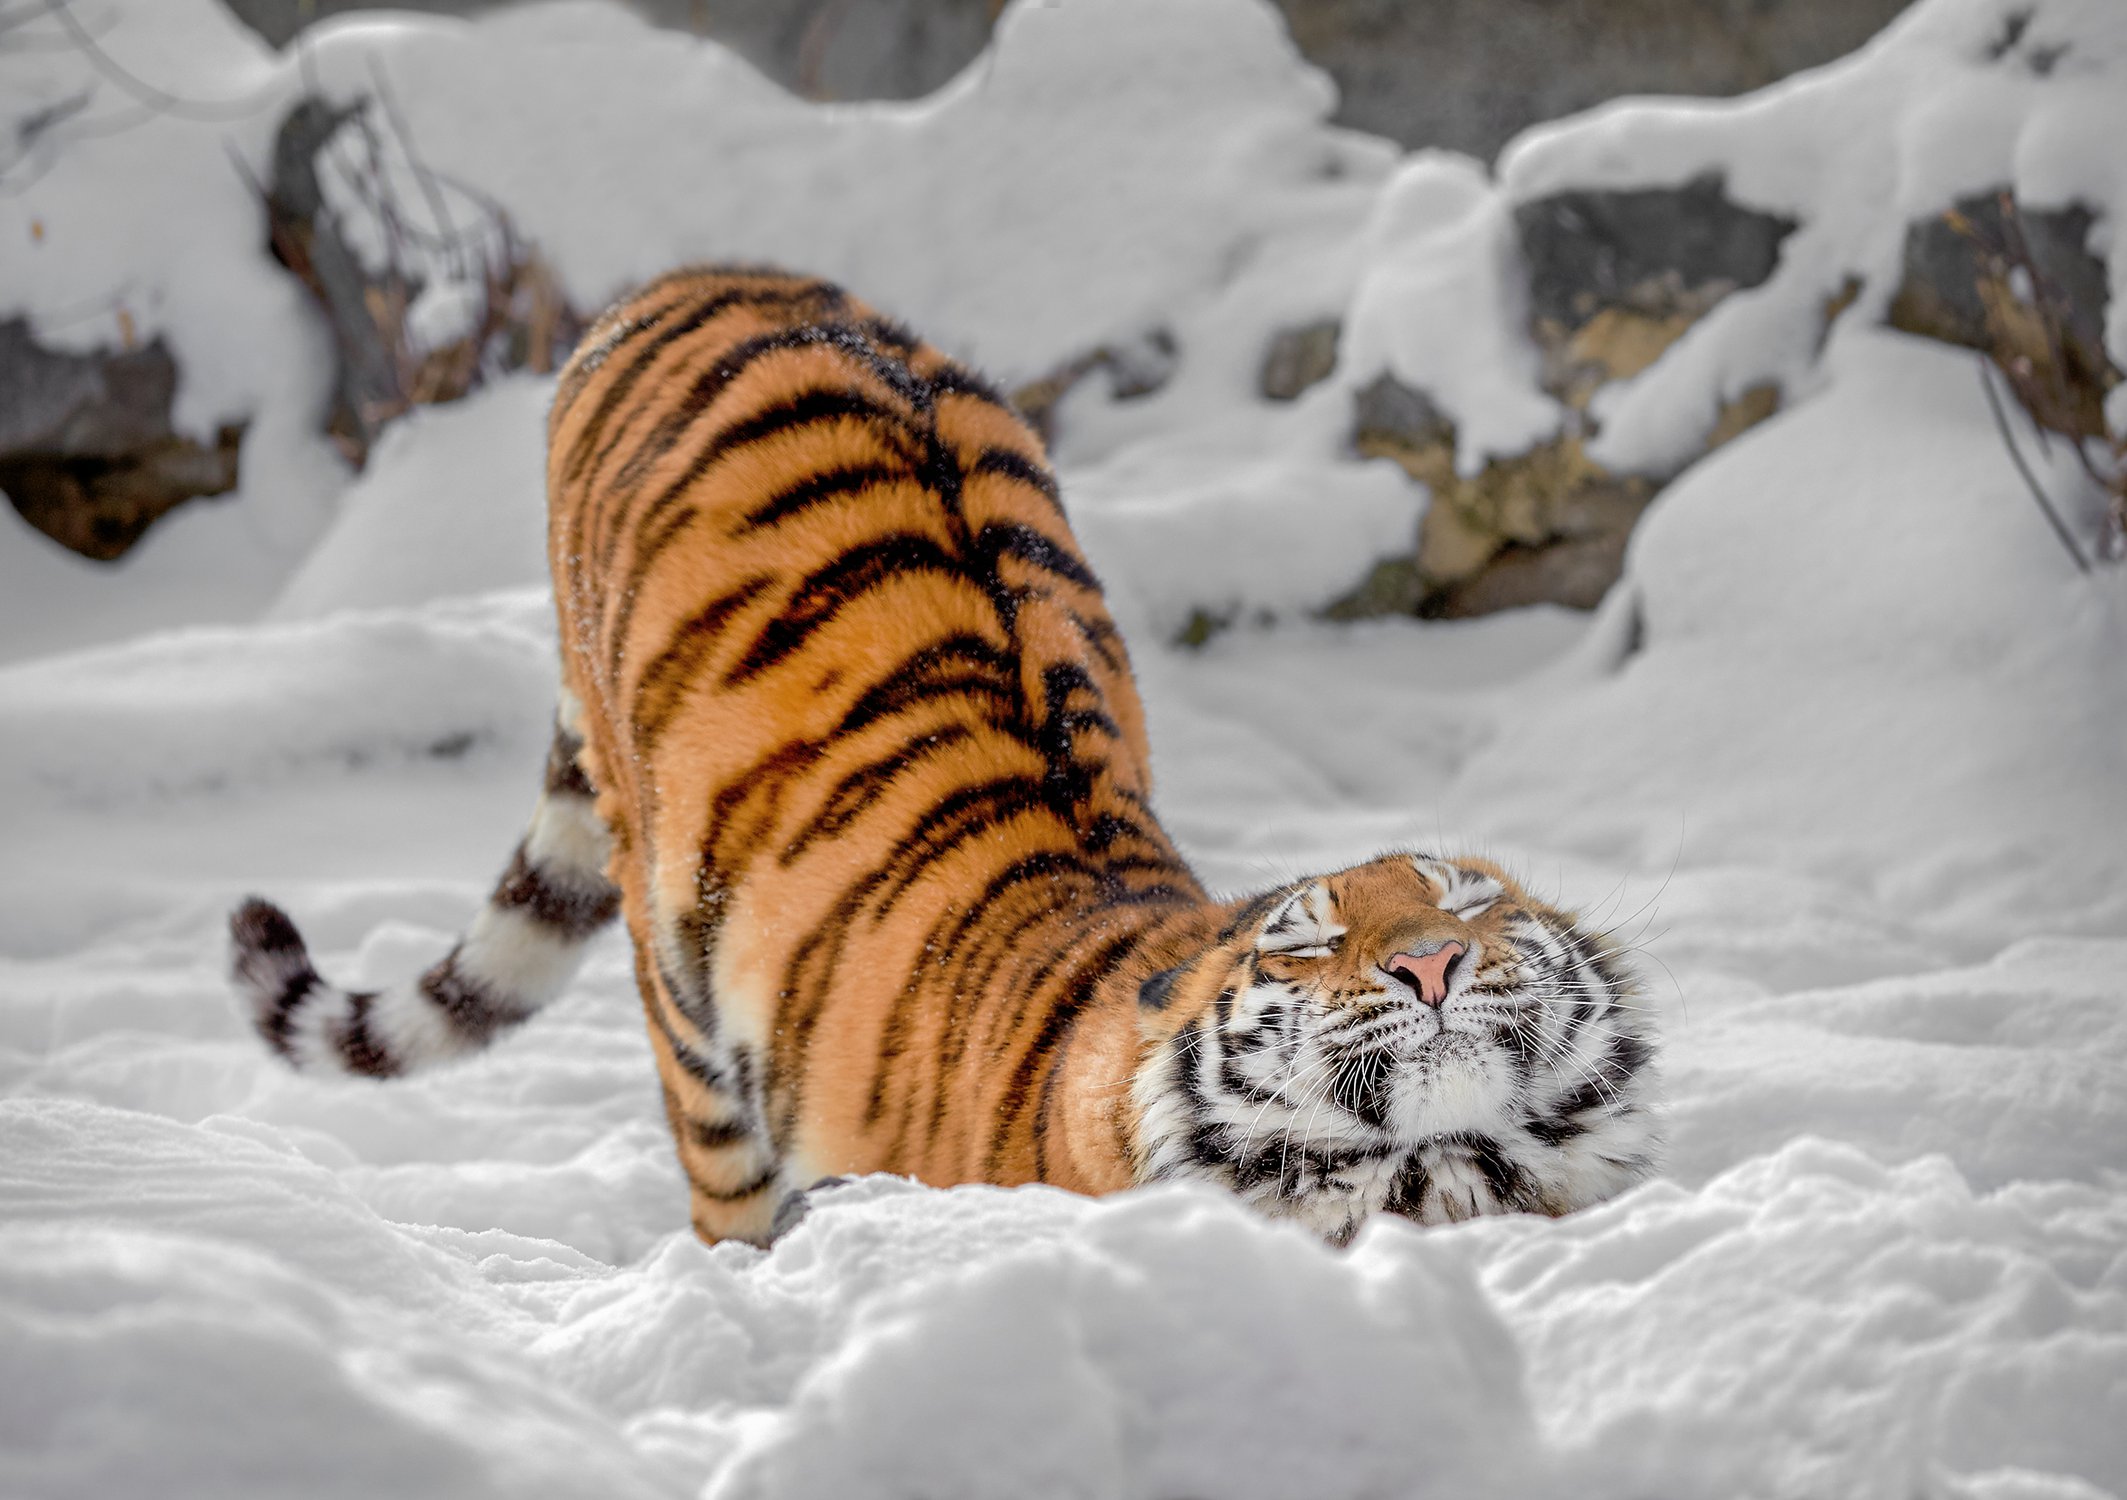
<box><xmin>0</xmin><ymin>319</ymin><xmax>244</xmax><ymax>561</ymax></box>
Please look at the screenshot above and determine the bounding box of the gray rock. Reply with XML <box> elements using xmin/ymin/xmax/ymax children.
<box><xmin>1350</xmin><ymin>372</ymin><xmax>1454</xmax><ymax>452</ymax></box>
<box><xmin>1259</xmin><ymin>319</ymin><xmax>1341</xmax><ymax>402</ymax></box>
<box><xmin>1888</xmin><ymin>192</ymin><xmax>2110</xmax><ymax>401</ymax></box>
<box><xmin>1515</xmin><ymin>175</ymin><xmax>1796</xmax><ymax>332</ymax></box>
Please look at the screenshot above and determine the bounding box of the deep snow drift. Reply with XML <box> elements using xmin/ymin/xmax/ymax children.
<box><xmin>4</xmin><ymin>1</ymin><xmax>2126</xmax><ymax>1497</ymax></box>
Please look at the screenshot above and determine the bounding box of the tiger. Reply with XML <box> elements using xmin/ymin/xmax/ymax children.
<box><xmin>230</xmin><ymin>266</ymin><xmax>1660</xmax><ymax>1247</ymax></box>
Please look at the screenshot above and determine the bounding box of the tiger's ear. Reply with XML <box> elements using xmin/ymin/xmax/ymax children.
<box><xmin>1134</xmin><ymin>960</ymin><xmax>1206</xmax><ymax>1042</ymax></box>
<box><xmin>1136</xmin><ymin>966</ymin><xmax>1186</xmax><ymax>1012</ymax></box>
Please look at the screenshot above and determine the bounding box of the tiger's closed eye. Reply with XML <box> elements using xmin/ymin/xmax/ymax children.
<box><xmin>1259</xmin><ymin>932</ymin><xmax>1342</xmax><ymax>959</ymax></box>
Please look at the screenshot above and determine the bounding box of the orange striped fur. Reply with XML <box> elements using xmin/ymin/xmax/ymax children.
<box><xmin>548</xmin><ymin>267</ymin><xmax>1218</xmax><ymax>1241</ymax></box>
<box><xmin>233</xmin><ymin>266</ymin><xmax>1660</xmax><ymax>1247</ymax></box>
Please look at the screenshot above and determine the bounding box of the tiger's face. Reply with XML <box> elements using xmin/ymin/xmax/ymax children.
<box><xmin>1131</xmin><ymin>854</ymin><xmax>1660</xmax><ymax>1243</ymax></box>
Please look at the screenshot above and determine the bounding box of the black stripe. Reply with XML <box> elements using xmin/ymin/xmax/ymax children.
<box><xmin>1215</xmin><ymin>1049</ymin><xmax>1300</xmax><ymax>1108</ymax></box>
<box><xmin>607</xmin><ymin>323</ymin><xmax>873</xmax><ymax>496</ymax></box>
<box><xmin>631</xmin><ymin>576</ymin><xmax>776</xmax><ymax>745</ymax></box>
<box><xmin>734</xmin><ymin>462</ymin><xmax>910</xmax><ymax>536</ymax></box>
<box><xmin>1385</xmin><ymin>1156</ymin><xmax>1432</xmax><ymax>1217</ymax></box>
<box><xmin>693</xmin><ymin>1161</ymin><xmax>779</xmax><ymax>1202</ymax></box>
<box><xmin>489</xmin><ymin>843</ymin><xmax>620</xmax><ymax>940</ymax></box>
<box><xmin>1102</xmin><ymin>876</ymin><xmax>1199</xmax><ymax>908</ymax></box>
<box><xmin>655</xmin><ymin>932</ymin><xmax>722</xmax><ymax>1049</ymax></box>
<box><xmin>966</xmin><ymin>445</ymin><xmax>1065</xmax><ymax>514</ymax></box>
<box><xmin>985</xmin><ymin>928</ymin><xmax>1141</xmax><ymax>1177</ymax></box>
<box><xmin>857</xmin><ymin>315</ymin><xmax>923</xmax><ymax>361</ymax></box>
<box><xmin>691</xmin><ymin>386</ymin><xmax>923</xmax><ymax>490</ymax></box>
<box><xmin>560</xmin><ymin>282</ymin><xmax>837</xmax><ymax>488</ymax></box>
<box><xmin>1084</xmin><ymin>811</ymin><xmax>1148</xmax><ymax>853</ymax></box>
<box><xmin>600</xmin><ymin>499</ymin><xmax>720</xmax><ymax>692</ymax></box>
<box><xmin>333</xmin><ymin>990</ymin><xmax>401</xmax><ymax>1078</ymax></box>
<box><xmin>1524</xmin><ymin>1111</ymin><xmax>1587</xmax><ymax>1146</ymax></box>
<box><xmin>419</xmin><ymin>954</ymin><xmax>531</xmax><ymax>1045</ymax></box>
<box><xmin>1454</xmin><ymin>1132</ymin><xmax>1541</xmax><ymax>1212</ymax></box>
<box><xmin>1171</xmin><ymin>1020</ymin><xmax>1232</xmax><ymax>1172</ymax></box>
<box><xmin>780</xmin><ymin>722</ymin><xmax>978</xmax><ymax>867</ymax></box>
<box><xmin>554</xmin><ymin>270</ymin><xmax>722</xmax><ymax>408</ymax></box>
<box><xmin>724</xmin><ymin>533</ymin><xmax>968</xmax><ymax>685</ymax></box>
<box><xmin>867</xmin><ymin>774</ymin><xmax>1054</xmax><ymax>917</ymax></box>
<box><xmin>1035</xmin><ymin>661</ymin><xmax>1118</xmax><ymax>816</ymax></box>
<box><xmin>1605</xmin><ymin>1030</ymin><xmax>1655</xmax><ymax>1082</ymax></box>
<box><xmin>645</xmin><ymin>981</ymin><xmax>728</xmax><ymax>1091</ymax></box>
<box><xmin>597</xmin><ymin>385</ymin><xmax>924</xmax><ymax>580</ymax></box>
<box><xmin>703</xmin><ymin>739</ymin><xmax>825</xmax><ymax>878</ymax></box>
<box><xmin>230</xmin><ymin>898</ymin><xmax>319</xmax><ymax>1061</ymax></box>
<box><xmin>543</xmin><ymin>727</ymin><xmax>596</xmax><ymax>798</ymax></box>
<box><xmin>1066</xmin><ymin>607</ymin><xmax>1126</xmax><ymax>672</ymax></box>
<box><xmin>1217</xmin><ymin>892</ymin><xmax>1284</xmax><ymax>944</ymax></box>
<box><xmin>687</xmin><ymin>1114</ymin><xmax>752</xmax><ymax>1149</ymax></box>
<box><xmin>975</xmin><ymin>521</ymin><xmax>1098</xmax><ymax>591</ymax></box>
<box><xmin>836</xmin><ymin>633</ymin><xmax>1021</xmax><ymax>738</ymax></box>
<box><xmin>255</xmin><ymin>976</ymin><xmax>308</xmax><ymax>1061</ymax></box>
<box><xmin>928</xmin><ymin>362</ymin><xmax>1012</xmax><ymax>408</ymax></box>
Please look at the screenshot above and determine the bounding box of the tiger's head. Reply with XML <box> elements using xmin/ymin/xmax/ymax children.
<box><xmin>1130</xmin><ymin>853</ymin><xmax>1660</xmax><ymax>1243</ymax></box>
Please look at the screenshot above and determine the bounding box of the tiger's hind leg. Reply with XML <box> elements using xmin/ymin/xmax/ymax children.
<box><xmin>230</xmin><ymin>695</ymin><xmax>621</xmax><ymax>1075</ymax></box>
<box><xmin>628</xmin><ymin>935</ymin><xmax>791</xmax><ymax>1245</ymax></box>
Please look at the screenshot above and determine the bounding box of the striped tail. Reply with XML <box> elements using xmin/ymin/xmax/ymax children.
<box><xmin>229</xmin><ymin>698</ymin><xmax>621</xmax><ymax>1077</ymax></box>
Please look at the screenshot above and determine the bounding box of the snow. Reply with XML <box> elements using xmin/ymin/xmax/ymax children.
<box><xmin>269</xmin><ymin>377</ymin><xmax>552</xmax><ymax>619</ymax></box>
<box><xmin>3</xmin><ymin>0</ymin><xmax>2126</xmax><ymax>1496</ymax></box>
<box><xmin>1339</xmin><ymin>152</ymin><xmax>1564</xmax><ymax>469</ymax></box>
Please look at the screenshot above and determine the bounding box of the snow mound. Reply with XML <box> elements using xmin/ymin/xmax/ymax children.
<box><xmin>271</xmin><ymin>378</ymin><xmax>554</xmax><ymax>620</ymax></box>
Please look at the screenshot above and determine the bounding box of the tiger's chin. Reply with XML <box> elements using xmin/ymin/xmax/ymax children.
<box><xmin>1137</xmin><ymin>1064</ymin><xmax>1656</xmax><ymax>1247</ymax></box>
<box><xmin>1388</xmin><ymin>1034</ymin><xmax>1518</xmax><ymax>1137</ymax></box>
<box><xmin>1141</xmin><ymin>1092</ymin><xmax>1661</xmax><ymax>1248</ymax></box>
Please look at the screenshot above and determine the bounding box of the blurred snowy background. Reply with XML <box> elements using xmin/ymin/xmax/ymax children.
<box><xmin>2</xmin><ymin>0</ymin><xmax>2124</xmax><ymax>1496</ymax></box>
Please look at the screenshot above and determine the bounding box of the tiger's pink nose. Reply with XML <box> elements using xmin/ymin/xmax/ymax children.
<box><xmin>1385</xmin><ymin>943</ymin><xmax>1465</xmax><ymax>1007</ymax></box>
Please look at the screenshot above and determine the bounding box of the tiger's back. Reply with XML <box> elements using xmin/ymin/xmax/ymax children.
<box><xmin>548</xmin><ymin>268</ymin><xmax>1205</xmax><ymax>1240</ymax></box>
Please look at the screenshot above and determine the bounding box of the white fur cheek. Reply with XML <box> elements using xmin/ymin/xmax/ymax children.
<box><xmin>1546</xmin><ymin>1084</ymin><xmax>1665</xmax><ymax>1210</ymax></box>
<box><xmin>1130</xmin><ymin>1024</ymin><xmax>1221</xmax><ymax>1183</ymax></box>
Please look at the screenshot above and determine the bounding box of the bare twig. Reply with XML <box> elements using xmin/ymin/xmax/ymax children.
<box><xmin>1978</xmin><ymin>357</ymin><xmax>2091</xmax><ymax>574</ymax></box>
<box><xmin>367</xmin><ymin>61</ymin><xmax>468</xmax><ymax>273</ymax></box>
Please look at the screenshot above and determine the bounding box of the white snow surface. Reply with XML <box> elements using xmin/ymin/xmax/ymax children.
<box><xmin>3</xmin><ymin>0</ymin><xmax>2126</xmax><ymax>1496</ymax></box>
